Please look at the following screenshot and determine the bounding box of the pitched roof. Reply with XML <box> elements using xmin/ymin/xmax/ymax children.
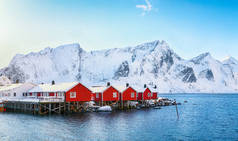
<box><xmin>28</xmin><ymin>82</ymin><xmax>79</xmax><ymax>93</ymax></box>
<box><xmin>0</xmin><ymin>83</ymin><xmax>24</xmax><ymax>92</ymax></box>
<box><xmin>114</xmin><ymin>85</ymin><xmax>129</xmax><ymax>93</ymax></box>
<box><xmin>148</xmin><ymin>86</ymin><xmax>158</xmax><ymax>92</ymax></box>
<box><xmin>133</xmin><ymin>86</ymin><xmax>147</xmax><ymax>92</ymax></box>
<box><xmin>89</xmin><ymin>86</ymin><xmax>108</xmax><ymax>93</ymax></box>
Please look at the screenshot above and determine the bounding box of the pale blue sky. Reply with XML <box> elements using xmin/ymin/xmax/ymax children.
<box><xmin>0</xmin><ymin>0</ymin><xmax>237</xmax><ymax>68</ymax></box>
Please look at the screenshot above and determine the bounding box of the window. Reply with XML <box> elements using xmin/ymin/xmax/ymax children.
<box><xmin>113</xmin><ymin>92</ymin><xmax>117</xmax><ymax>98</ymax></box>
<box><xmin>96</xmin><ymin>93</ymin><xmax>99</xmax><ymax>98</ymax></box>
<box><xmin>148</xmin><ymin>93</ymin><xmax>150</xmax><ymax>97</ymax></box>
<box><xmin>70</xmin><ymin>92</ymin><xmax>76</xmax><ymax>98</ymax></box>
<box><xmin>14</xmin><ymin>93</ymin><xmax>16</xmax><ymax>97</ymax></box>
<box><xmin>151</xmin><ymin>93</ymin><xmax>153</xmax><ymax>97</ymax></box>
<box><xmin>131</xmin><ymin>93</ymin><xmax>135</xmax><ymax>98</ymax></box>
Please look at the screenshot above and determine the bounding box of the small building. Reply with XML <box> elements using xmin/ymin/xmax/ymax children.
<box><xmin>90</xmin><ymin>85</ymin><xmax>119</xmax><ymax>105</ymax></box>
<box><xmin>114</xmin><ymin>84</ymin><xmax>137</xmax><ymax>101</ymax></box>
<box><xmin>27</xmin><ymin>82</ymin><xmax>92</xmax><ymax>103</ymax></box>
<box><xmin>0</xmin><ymin>83</ymin><xmax>36</xmax><ymax>100</ymax></box>
<box><xmin>135</xmin><ymin>85</ymin><xmax>153</xmax><ymax>101</ymax></box>
<box><xmin>149</xmin><ymin>86</ymin><xmax>158</xmax><ymax>100</ymax></box>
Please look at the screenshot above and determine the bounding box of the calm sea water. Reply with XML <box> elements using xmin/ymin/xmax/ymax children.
<box><xmin>1</xmin><ymin>94</ymin><xmax>238</xmax><ymax>141</ymax></box>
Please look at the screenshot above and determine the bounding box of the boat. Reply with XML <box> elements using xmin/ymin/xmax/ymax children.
<box><xmin>154</xmin><ymin>106</ymin><xmax>161</xmax><ymax>109</ymax></box>
<box><xmin>0</xmin><ymin>101</ymin><xmax>6</xmax><ymax>112</ymax></box>
<box><xmin>97</xmin><ymin>106</ymin><xmax>112</xmax><ymax>112</ymax></box>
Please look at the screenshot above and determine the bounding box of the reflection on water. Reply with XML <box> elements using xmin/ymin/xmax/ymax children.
<box><xmin>1</xmin><ymin>94</ymin><xmax>238</xmax><ymax>141</ymax></box>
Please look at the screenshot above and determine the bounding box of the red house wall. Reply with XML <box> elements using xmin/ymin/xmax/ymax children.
<box><xmin>49</xmin><ymin>92</ymin><xmax>55</xmax><ymax>96</ymax></box>
<box><xmin>65</xmin><ymin>83</ymin><xmax>92</xmax><ymax>102</ymax></box>
<box><xmin>143</xmin><ymin>88</ymin><xmax>152</xmax><ymax>100</ymax></box>
<box><xmin>152</xmin><ymin>92</ymin><xmax>158</xmax><ymax>99</ymax></box>
<box><xmin>93</xmin><ymin>93</ymin><xmax>102</xmax><ymax>102</ymax></box>
<box><xmin>37</xmin><ymin>92</ymin><xmax>41</xmax><ymax>97</ymax></box>
<box><xmin>102</xmin><ymin>86</ymin><xmax>119</xmax><ymax>101</ymax></box>
<box><xmin>122</xmin><ymin>87</ymin><xmax>137</xmax><ymax>101</ymax></box>
<box><xmin>137</xmin><ymin>92</ymin><xmax>143</xmax><ymax>100</ymax></box>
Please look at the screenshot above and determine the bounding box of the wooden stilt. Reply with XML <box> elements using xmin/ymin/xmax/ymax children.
<box><xmin>49</xmin><ymin>103</ymin><xmax>51</xmax><ymax>115</ymax></box>
<box><xmin>59</xmin><ymin>103</ymin><xmax>61</xmax><ymax>114</ymax></box>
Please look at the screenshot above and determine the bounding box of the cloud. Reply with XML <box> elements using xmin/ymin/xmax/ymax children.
<box><xmin>136</xmin><ymin>0</ymin><xmax>152</xmax><ymax>15</ymax></box>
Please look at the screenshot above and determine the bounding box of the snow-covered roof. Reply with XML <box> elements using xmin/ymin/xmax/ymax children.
<box><xmin>113</xmin><ymin>85</ymin><xmax>127</xmax><ymax>93</ymax></box>
<box><xmin>0</xmin><ymin>83</ymin><xmax>24</xmax><ymax>92</ymax></box>
<box><xmin>89</xmin><ymin>86</ymin><xmax>108</xmax><ymax>93</ymax></box>
<box><xmin>0</xmin><ymin>76</ymin><xmax>11</xmax><ymax>86</ymax></box>
<box><xmin>148</xmin><ymin>86</ymin><xmax>158</xmax><ymax>92</ymax></box>
<box><xmin>28</xmin><ymin>82</ymin><xmax>79</xmax><ymax>93</ymax></box>
<box><xmin>133</xmin><ymin>86</ymin><xmax>147</xmax><ymax>92</ymax></box>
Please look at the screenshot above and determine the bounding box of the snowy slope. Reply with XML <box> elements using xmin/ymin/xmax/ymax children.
<box><xmin>1</xmin><ymin>40</ymin><xmax>238</xmax><ymax>93</ymax></box>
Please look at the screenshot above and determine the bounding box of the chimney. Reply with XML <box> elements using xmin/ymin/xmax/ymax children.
<box><xmin>126</xmin><ymin>83</ymin><xmax>129</xmax><ymax>87</ymax></box>
<box><xmin>52</xmin><ymin>80</ymin><xmax>55</xmax><ymax>85</ymax></box>
<box><xmin>107</xmin><ymin>82</ymin><xmax>110</xmax><ymax>86</ymax></box>
<box><xmin>144</xmin><ymin>84</ymin><xmax>147</xmax><ymax>88</ymax></box>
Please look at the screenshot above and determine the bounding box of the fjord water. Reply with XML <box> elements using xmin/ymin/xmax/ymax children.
<box><xmin>1</xmin><ymin>94</ymin><xmax>238</xmax><ymax>141</ymax></box>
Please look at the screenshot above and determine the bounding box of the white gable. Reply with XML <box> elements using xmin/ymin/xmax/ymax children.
<box><xmin>29</xmin><ymin>82</ymin><xmax>79</xmax><ymax>93</ymax></box>
<box><xmin>89</xmin><ymin>86</ymin><xmax>108</xmax><ymax>93</ymax></box>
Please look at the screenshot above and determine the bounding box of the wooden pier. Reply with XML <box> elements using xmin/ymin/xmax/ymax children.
<box><xmin>4</xmin><ymin>101</ymin><xmax>92</xmax><ymax>115</ymax></box>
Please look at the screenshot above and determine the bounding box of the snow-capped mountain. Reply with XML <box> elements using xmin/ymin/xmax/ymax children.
<box><xmin>1</xmin><ymin>40</ymin><xmax>238</xmax><ymax>93</ymax></box>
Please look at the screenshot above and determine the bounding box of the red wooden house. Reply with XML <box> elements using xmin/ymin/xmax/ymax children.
<box><xmin>114</xmin><ymin>85</ymin><xmax>137</xmax><ymax>101</ymax></box>
<box><xmin>136</xmin><ymin>85</ymin><xmax>152</xmax><ymax>101</ymax></box>
<box><xmin>27</xmin><ymin>82</ymin><xmax>92</xmax><ymax>102</ymax></box>
<box><xmin>150</xmin><ymin>89</ymin><xmax>158</xmax><ymax>100</ymax></box>
<box><xmin>148</xmin><ymin>85</ymin><xmax>158</xmax><ymax>100</ymax></box>
<box><xmin>90</xmin><ymin>85</ymin><xmax>119</xmax><ymax>103</ymax></box>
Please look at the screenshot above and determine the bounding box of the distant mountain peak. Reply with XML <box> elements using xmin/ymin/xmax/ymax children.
<box><xmin>222</xmin><ymin>56</ymin><xmax>238</xmax><ymax>65</ymax></box>
<box><xmin>190</xmin><ymin>52</ymin><xmax>212</xmax><ymax>64</ymax></box>
<box><xmin>1</xmin><ymin>40</ymin><xmax>238</xmax><ymax>93</ymax></box>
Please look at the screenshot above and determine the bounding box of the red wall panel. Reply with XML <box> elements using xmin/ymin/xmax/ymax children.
<box><xmin>122</xmin><ymin>87</ymin><xmax>137</xmax><ymax>101</ymax></box>
<box><xmin>102</xmin><ymin>86</ymin><xmax>119</xmax><ymax>101</ymax></box>
<box><xmin>65</xmin><ymin>83</ymin><xmax>92</xmax><ymax>102</ymax></box>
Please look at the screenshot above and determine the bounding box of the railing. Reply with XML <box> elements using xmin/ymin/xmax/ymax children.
<box><xmin>38</xmin><ymin>97</ymin><xmax>64</xmax><ymax>103</ymax></box>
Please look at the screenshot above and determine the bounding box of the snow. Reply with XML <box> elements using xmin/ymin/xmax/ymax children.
<box><xmin>1</xmin><ymin>40</ymin><xmax>238</xmax><ymax>93</ymax></box>
<box><xmin>0</xmin><ymin>76</ymin><xmax>11</xmax><ymax>86</ymax></box>
<box><xmin>128</xmin><ymin>101</ymin><xmax>138</xmax><ymax>107</ymax></box>
<box><xmin>89</xmin><ymin>86</ymin><xmax>108</xmax><ymax>93</ymax></box>
<box><xmin>113</xmin><ymin>85</ymin><xmax>128</xmax><ymax>93</ymax></box>
<box><xmin>28</xmin><ymin>82</ymin><xmax>79</xmax><ymax>92</ymax></box>
<box><xmin>98</xmin><ymin>106</ymin><xmax>112</xmax><ymax>112</ymax></box>
<box><xmin>0</xmin><ymin>84</ymin><xmax>24</xmax><ymax>92</ymax></box>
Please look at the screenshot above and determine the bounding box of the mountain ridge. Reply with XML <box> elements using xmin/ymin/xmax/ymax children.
<box><xmin>1</xmin><ymin>40</ymin><xmax>238</xmax><ymax>93</ymax></box>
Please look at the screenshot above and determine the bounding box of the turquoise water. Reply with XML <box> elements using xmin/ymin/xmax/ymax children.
<box><xmin>0</xmin><ymin>94</ymin><xmax>238</xmax><ymax>141</ymax></box>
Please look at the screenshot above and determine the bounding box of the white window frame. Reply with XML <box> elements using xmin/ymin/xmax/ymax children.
<box><xmin>70</xmin><ymin>92</ymin><xmax>76</xmax><ymax>98</ymax></box>
<box><xmin>113</xmin><ymin>92</ymin><xmax>117</xmax><ymax>98</ymax></box>
<box><xmin>131</xmin><ymin>93</ymin><xmax>135</xmax><ymax>98</ymax></box>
